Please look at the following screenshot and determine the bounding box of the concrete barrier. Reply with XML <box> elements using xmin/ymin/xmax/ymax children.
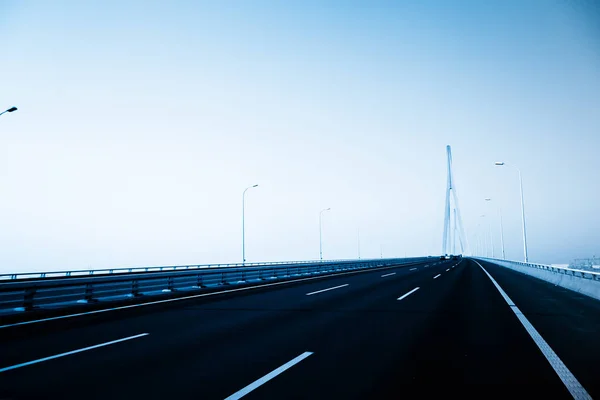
<box><xmin>475</xmin><ymin>257</ymin><xmax>600</xmax><ymax>302</ymax></box>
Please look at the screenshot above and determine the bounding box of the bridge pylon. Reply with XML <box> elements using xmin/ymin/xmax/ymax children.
<box><xmin>442</xmin><ymin>145</ymin><xmax>469</xmax><ymax>256</ymax></box>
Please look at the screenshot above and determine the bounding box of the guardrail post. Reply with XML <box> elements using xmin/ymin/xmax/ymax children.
<box><xmin>23</xmin><ymin>287</ymin><xmax>36</xmax><ymax>311</ymax></box>
<box><xmin>84</xmin><ymin>284</ymin><xmax>97</xmax><ymax>303</ymax></box>
<box><xmin>167</xmin><ymin>276</ymin><xmax>176</xmax><ymax>292</ymax></box>
<box><xmin>221</xmin><ymin>271</ymin><xmax>227</xmax><ymax>285</ymax></box>
<box><xmin>196</xmin><ymin>273</ymin><xmax>204</xmax><ymax>288</ymax></box>
<box><xmin>131</xmin><ymin>280</ymin><xmax>141</xmax><ymax>297</ymax></box>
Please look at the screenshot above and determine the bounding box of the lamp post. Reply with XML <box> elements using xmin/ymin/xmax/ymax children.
<box><xmin>484</xmin><ymin>199</ymin><xmax>495</xmax><ymax>258</ymax></box>
<box><xmin>495</xmin><ymin>162</ymin><xmax>529</xmax><ymax>262</ymax></box>
<box><xmin>0</xmin><ymin>107</ymin><xmax>17</xmax><ymax>117</ymax></box>
<box><xmin>486</xmin><ymin>197</ymin><xmax>506</xmax><ymax>260</ymax></box>
<box><xmin>499</xmin><ymin>207</ymin><xmax>506</xmax><ymax>259</ymax></box>
<box><xmin>319</xmin><ymin>208</ymin><xmax>331</xmax><ymax>261</ymax></box>
<box><xmin>242</xmin><ymin>184</ymin><xmax>258</xmax><ymax>263</ymax></box>
<box><xmin>480</xmin><ymin>215</ymin><xmax>488</xmax><ymax>257</ymax></box>
<box><xmin>357</xmin><ymin>228</ymin><xmax>361</xmax><ymax>260</ymax></box>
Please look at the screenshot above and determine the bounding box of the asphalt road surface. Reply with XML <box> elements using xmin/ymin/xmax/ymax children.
<box><xmin>1</xmin><ymin>257</ymin><xmax>599</xmax><ymax>399</ymax></box>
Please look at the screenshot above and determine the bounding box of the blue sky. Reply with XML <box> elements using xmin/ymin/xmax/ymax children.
<box><xmin>0</xmin><ymin>0</ymin><xmax>598</xmax><ymax>272</ymax></box>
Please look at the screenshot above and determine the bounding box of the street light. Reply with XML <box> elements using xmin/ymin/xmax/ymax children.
<box><xmin>0</xmin><ymin>106</ymin><xmax>18</xmax><ymax>117</ymax></box>
<box><xmin>357</xmin><ymin>227</ymin><xmax>361</xmax><ymax>260</ymax></box>
<box><xmin>475</xmin><ymin>225</ymin><xmax>482</xmax><ymax>256</ymax></box>
<box><xmin>496</xmin><ymin>161</ymin><xmax>529</xmax><ymax>262</ymax></box>
<box><xmin>499</xmin><ymin>207</ymin><xmax>506</xmax><ymax>259</ymax></box>
<box><xmin>484</xmin><ymin>199</ymin><xmax>495</xmax><ymax>258</ymax></box>
<box><xmin>319</xmin><ymin>208</ymin><xmax>331</xmax><ymax>261</ymax></box>
<box><xmin>480</xmin><ymin>215</ymin><xmax>488</xmax><ymax>257</ymax></box>
<box><xmin>242</xmin><ymin>184</ymin><xmax>259</xmax><ymax>263</ymax></box>
<box><xmin>486</xmin><ymin>197</ymin><xmax>506</xmax><ymax>260</ymax></box>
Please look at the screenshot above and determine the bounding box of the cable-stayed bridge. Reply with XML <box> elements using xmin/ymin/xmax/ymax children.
<box><xmin>0</xmin><ymin>147</ymin><xmax>598</xmax><ymax>399</ymax></box>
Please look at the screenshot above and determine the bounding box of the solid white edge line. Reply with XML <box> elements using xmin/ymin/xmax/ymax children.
<box><xmin>397</xmin><ymin>287</ymin><xmax>420</xmax><ymax>301</ymax></box>
<box><xmin>381</xmin><ymin>272</ymin><xmax>396</xmax><ymax>277</ymax></box>
<box><xmin>0</xmin><ymin>261</ymin><xmax>427</xmax><ymax>330</ymax></box>
<box><xmin>225</xmin><ymin>352</ymin><xmax>313</xmax><ymax>400</ymax></box>
<box><xmin>306</xmin><ymin>284</ymin><xmax>349</xmax><ymax>296</ymax></box>
<box><xmin>472</xmin><ymin>259</ymin><xmax>591</xmax><ymax>399</ymax></box>
<box><xmin>0</xmin><ymin>333</ymin><xmax>149</xmax><ymax>373</ymax></box>
<box><xmin>433</xmin><ymin>274</ymin><xmax>441</xmax><ymax>279</ymax></box>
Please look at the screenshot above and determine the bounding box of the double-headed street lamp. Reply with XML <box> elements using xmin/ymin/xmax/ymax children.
<box><xmin>319</xmin><ymin>208</ymin><xmax>331</xmax><ymax>261</ymax></box>
<box><xmin>495</xmin><ymin>162</ymin><xmax>528</xmax><ymax>262</ymax></box>
<box><xmin>0</xmin><ymin>107</ymin><xmax>17</xmax><ymax>117</ymax></box>
<box><xmin>242</xmin><ymin>184</ymin><xmax>259</xmax><ymax>263</ymax></box>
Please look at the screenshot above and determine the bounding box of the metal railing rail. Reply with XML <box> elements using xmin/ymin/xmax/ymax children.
<box><xmin>0</xmin><ymin>257</ymin><xmax>427</xmax><ymax>312</ymax></box>
<box><xmin>476</xmin><ymin>257</ymin><xmax>600</xmax><ymax>281</ymax></box>
<box><xmin>0</xmin><ymin>258</ymin><xmax>373</xmax><ymax>281</ymax></box>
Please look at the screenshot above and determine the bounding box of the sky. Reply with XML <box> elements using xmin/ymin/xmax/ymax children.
<box><xmin>0</xmin><ymin>0</ymin><xmax>599</xmax><ymax>273</ymax></box>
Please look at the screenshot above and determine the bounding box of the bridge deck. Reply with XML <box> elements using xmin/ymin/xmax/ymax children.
<box><xmin>0</xmin><ymin>258</ymin><xmax>599</xmax><ymax>398</ymax></box>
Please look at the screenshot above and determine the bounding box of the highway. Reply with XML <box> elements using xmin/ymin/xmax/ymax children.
<box><xmin>1</xmin><ymin>258</ymin><xmax>599</xmax><ymax>399</ymax></box>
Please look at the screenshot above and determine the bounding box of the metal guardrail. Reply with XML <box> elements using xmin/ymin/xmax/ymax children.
<box><xmin>477</xmin><ymin>257</ymin><xmax>600</xmax><ymax>281</ymax></box>
<box><xmin>0</xmin><ymin>259</ymin><xmax>356</xmax><ymax>281</ymax></box>
<box><xmin>0</xmin><ymin>258</ymin><xmax>426</xmax><ymax>312</ymax></box>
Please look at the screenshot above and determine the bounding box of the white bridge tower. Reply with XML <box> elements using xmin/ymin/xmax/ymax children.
<box><xmin>442</xmin><ymin>145</ymin><xmax>469</xmax><ymax>255</ymax></box>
